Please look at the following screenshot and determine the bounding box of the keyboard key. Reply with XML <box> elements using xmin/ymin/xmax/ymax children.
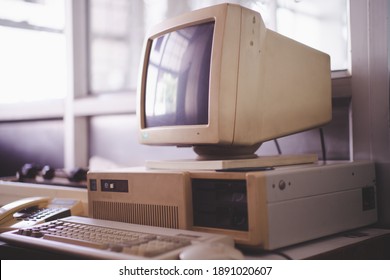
<box><xmin>43</xmin><ymin>234</ymin><xmax>109</xmax><ymax>250</ymax></box>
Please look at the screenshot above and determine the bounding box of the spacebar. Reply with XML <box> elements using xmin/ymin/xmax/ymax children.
<box><xmin>43</xmin><ymin>234</ymin><xmax>108</xmax><ymax>250</ymax></box>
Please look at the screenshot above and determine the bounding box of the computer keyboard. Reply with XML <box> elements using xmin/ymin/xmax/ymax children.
<box><xmin>0</xmin><ymin>216</ymin><xmax>234</xmax><ymax>259</ymax></box>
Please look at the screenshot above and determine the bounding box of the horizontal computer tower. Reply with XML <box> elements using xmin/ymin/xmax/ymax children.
<box><xmin>87</xmin><ymin>161</ymin><xmax>377</xmax><ymax>249</ymax></box>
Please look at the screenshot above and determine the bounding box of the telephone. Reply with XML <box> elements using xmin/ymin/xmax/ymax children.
<box><xmin>0</xmin><ymin>196</ymin><xmax>83</xmax><ymax>233</ymax></box>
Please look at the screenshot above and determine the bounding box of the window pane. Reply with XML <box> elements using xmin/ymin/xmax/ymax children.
<box><xmin>0</xmin><ymin>0</ymin><xmax>66</xmax><ymax>104</ymax></box>
<box><xmin>88</xmin><ymin>0</ymin><xmax>137</xmax><ymax>93</ymax></box>
<box><xmin>276</xmin><ymin>0</ymin><xmax>349</xmax><ymax>71</ymax></box>
<box><xmin>88</xmin><ymin>0</ymin><xmax>349</xmax><ymax>94</ymax></box>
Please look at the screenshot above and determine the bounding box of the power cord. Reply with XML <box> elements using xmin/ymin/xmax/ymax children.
<box><xmin>319</xmin><ymin>127</ymin><xmax>327</xmax><ymax>162</ymax></box>
<box><xmin>274</xmin><ymin>139</ymin><xmax>282</xmax><ymax>155</ymax></box>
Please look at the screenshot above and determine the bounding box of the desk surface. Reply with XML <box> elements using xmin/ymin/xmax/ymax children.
<box><xmin>246</xmin><ymin>227</ymin><xmax>390</xmax><ymax>260</ymax></box>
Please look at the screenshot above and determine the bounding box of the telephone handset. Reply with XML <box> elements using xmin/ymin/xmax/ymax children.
<box><xmin>0</xmin><ymin>196</ymin><xmax>82</xmax><ymax>233</ymax></box>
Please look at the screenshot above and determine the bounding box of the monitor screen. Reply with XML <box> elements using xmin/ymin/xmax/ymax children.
<box><xmin>144</xmin><ymin>22</ymin><xmax>214</xmax><ymax>128</ymax></box>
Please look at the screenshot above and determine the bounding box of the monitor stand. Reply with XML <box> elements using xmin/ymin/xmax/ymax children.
<box><xmin>145</xmin><ymin>154</ymin><xmax>318</xmax><ymax>171</ymax></box>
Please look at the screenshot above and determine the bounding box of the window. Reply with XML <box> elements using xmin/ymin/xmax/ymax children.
<box><xmin>88</xmin><ymin>0</ymin><xmax>349</xmax><ymax>94</ymax></box>
<box><xmin>0</xmin><ymin>0</ymin><xmax>358</xmax><ymax>173</ymax></box>
<box><xmin>275</xmin><ymin>0</ymin><xmax>349</xmax><ymax>71</ymax></box>
<box><xmin>0</xmin><ymin>0</ymin><xmax>66</xmax><ymax>104</ymax></box>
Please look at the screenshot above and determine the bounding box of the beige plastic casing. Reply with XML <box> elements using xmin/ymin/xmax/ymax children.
<box><xmin>87</xmin><ymin>161</ymin><xmax>377</xmax><ymax>250</ymax></box>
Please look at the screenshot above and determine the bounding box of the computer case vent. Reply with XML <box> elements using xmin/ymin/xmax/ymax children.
<box><xmin>91</xmin><ymin>201</ymin><xmax>179</xmax><ymax>229</ymax></box>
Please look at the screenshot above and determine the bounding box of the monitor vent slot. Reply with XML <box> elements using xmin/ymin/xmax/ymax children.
<box><xmin>92</xmin><ymin>201</ymin><xmax>179</xmax><ymax>229</ymax></box>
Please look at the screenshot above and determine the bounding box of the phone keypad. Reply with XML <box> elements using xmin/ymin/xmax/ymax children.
<box><xmin>14</xmin><ymin>207</ymin><xmax>71</xmax><ymax>223</ymax></box>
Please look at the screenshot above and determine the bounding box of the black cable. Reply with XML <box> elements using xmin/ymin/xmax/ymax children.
<box><xmin>274</xmin><ymin>139</ymin><xmax>282</xmax><ymax>155</ymax></box>
<box><xmin>272</xmin><ymin>250</ymin><xmax>293</xmax><ymax>260</ymax></box>
<box><xmin>243</xmin><ymin>248</ymin><xmax>293</xmax><ymax>260</ymax></box>
<box><xmin>319</xmin><ymin>127</ymin><xmax>327</xmax><ymax>162</ymax></box>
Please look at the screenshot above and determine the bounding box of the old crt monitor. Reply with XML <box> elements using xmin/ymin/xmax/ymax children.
<box><xmin>137</xmin><ymin>3</ymin><xmax>331</xmax><ymax>161</ymax></box>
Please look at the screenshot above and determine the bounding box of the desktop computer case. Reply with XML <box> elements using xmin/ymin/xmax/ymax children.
<box><xmin>87</xmin><ymin>161</ymin><xmax>377</xmax><ymax>249</ymax></box>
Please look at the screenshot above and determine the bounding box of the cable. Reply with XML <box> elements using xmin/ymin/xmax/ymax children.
<box><xmin>272</xmin><ymin>250</ymin><xmax>293</xmax><ymax>260</ymax></box>
<box><xmin>274</xmin><ymin>139</ymin><xmax>282</xmax><ymax>155</ymax></box>
<box><xmin>243</xmin><ymin>248</ymin><xmax>293</xmax><ymax>260</ymax></box>
<box><xmin>319</xmin><ymin>127</ymin><xmax>327</xmax><ymax>162</ymax></box>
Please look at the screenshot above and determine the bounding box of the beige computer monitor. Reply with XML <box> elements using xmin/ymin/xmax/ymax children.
<box><xmin>137</xmin><ymin>3</ymin><xmax>331</xmax><ymax>161</ymax></box>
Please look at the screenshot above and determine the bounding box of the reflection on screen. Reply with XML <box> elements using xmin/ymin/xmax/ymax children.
<box><xmin>145</xmin><ymin>22</ymin><xmax>214</xmax><ymax>128</ymax></box>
